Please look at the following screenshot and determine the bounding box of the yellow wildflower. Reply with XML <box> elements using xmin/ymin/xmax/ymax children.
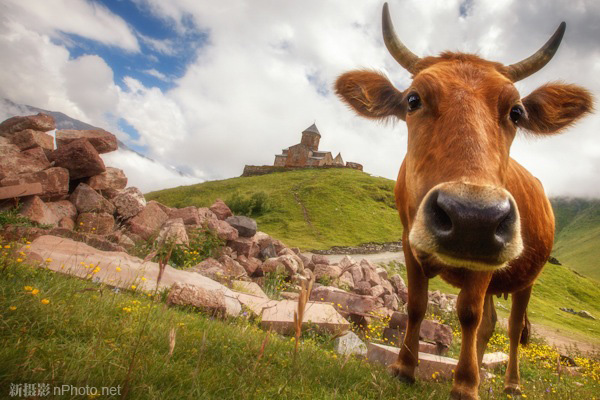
<box><xmin>41</xmin><ymin>299</ymin><xmax>50</xmax><ymax>305</ymax></box>
<box><xmin>24</xmin><ymin>286</ymin><xmax>33</xmax><ymax>291</ymax></box>
<box><xmin>9</xmin><ymin>306</ymin><xmax>16</xmax><ymax>311</ymax></box>
<box><xmin>16</xmin><ymin>258</ymin><xmax>23</xmax><ymax>263</ymax></box>
<box><xmin>131</xmin><ymin>285</ymin><xmax>137</xmax><ymax>290</ymax></box>
<box><xmin>141</xmin><ymin>277</ymin><xmax>146</xmax><ymax>281</ymax></box>
<box><xmin>45</xmin><ymin>258</ymin><xmax>53</xmax><ymax>263</ymax></box>
<box><xmin>31</xmin><ymin>289</ymin><xmax>39</xmax><ymax>295</ymax></box>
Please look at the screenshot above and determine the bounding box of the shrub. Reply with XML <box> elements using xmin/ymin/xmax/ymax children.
<box><xmin>226</xmin><ymin>191</ymin><xmax>271</xmax><ymax>217</ymax></box>
<box><xmin>164</xmin><ymin>226</ymin><xmax>225</xmax><ymax>269</ymax></box>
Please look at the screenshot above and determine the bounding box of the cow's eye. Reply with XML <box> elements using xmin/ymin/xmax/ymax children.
<box><xmin>407</xmin><ymin>93</ymin><xmax>421</xmax><ymax>112</ymax></box>
<box><xmin>509</xmin><ymin>105</ymin><xmax>525</xmax><ymax>124</ymax></box>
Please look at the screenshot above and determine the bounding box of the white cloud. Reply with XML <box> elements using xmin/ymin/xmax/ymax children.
<box><xmin>1</xmin><ymin>0</ymin><xmax>139</xmax><ymax>52</ymax></box>
<box><xmin>138</xmin><ymin>33</ymin><xmax>176</xmax><ymax>56</ymax></box>
<box><xmin>143</xmin><ymin>68</ymin><xmax>170</xmax><ymax>81</ymax></box>
<box><xmin>0</xmin><ymin>0</ymin><xmax>599</xmax><ymax>196</ymax></box>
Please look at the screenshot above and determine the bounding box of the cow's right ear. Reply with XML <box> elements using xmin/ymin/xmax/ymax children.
<box><xmin>335</xmin><ymin>70</ymin><xmax>406</xmax><ymax>121</ymax></box>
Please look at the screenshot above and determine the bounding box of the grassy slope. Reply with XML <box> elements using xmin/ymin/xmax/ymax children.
<box><xmin>147</xmin><ymin>168</ymin><xmax>403</xmax><ymax>251</ymax></box>
<box><xmin>551</xmin><ymin>198</ymin><xmax>600</xmax><ymax>281</ymax></box>
<box><xmin>1</xmin><ymin>260</ymin><xmax>598</xmax><ymax>399</ymax></box>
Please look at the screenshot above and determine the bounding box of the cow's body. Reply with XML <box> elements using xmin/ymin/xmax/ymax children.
<box><xmin>336</xmin><ymin>4</ymin><xmax>592</xmax><ymax>400</ymax></box>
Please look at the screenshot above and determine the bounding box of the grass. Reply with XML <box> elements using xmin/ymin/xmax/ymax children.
<box><xmin>551</xmin><ymin>197</ymin><xmax>600</xmax><ymax>281</ymax></box>
<box><xmin>146</xmin><ymin>168</ymin><xmax>403</xmax><ymax>251</ymax></box>
<box><xmin>1</xmin><ymin>239</ymin><xmax>599</xmax><ymax>399</ymax></box>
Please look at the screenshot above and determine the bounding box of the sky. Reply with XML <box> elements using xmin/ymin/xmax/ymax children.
<box><xmin>0</xmin><ymin>0</ymin><xmax>598</xmax><ymax>196</ymax></box>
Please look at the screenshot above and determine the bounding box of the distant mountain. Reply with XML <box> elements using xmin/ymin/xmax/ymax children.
<box><xmin>551</xmin><ymin>197</ymin><xmax>600</xmax><ymax>281</ymax></box>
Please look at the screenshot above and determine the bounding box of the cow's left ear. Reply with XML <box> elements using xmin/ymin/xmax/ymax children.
<box><xmin>335</xmin><ymin>70</ymin><xmax>406</xmax><ymax>121</ymax></box>
<box><xmin>520</xmin><ymin>83</ymin><xmax>594</xmax><ymax>135</ymax></box>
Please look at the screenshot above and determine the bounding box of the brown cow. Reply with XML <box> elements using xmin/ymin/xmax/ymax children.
<box><xmin>336</xmin><ymin>4</ymin><xmax>593</xmax><ymax>400</ymax></box>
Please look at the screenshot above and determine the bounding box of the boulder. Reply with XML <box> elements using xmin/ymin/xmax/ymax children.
<box><xmin>156</xmin><ymin>218</ymin><xmax>189</xmax><ymax>246</ymax></box>
<box><xmin>217</xmin><ymin>255</ymin><xmax>247</xmax><ymax>278</ymax></box>
<box><xmin>371</xmin><ymin>285</ymin><xmax>385</xmax><ymax>298</ymax></box>
<box><xmin>169</xmin><ymin>206</ymin><xmax>201</xmax><ymax>225</ymax></box>
<box><xmin>19</xmin><ymin>196</ymin><xmax>60</xmax><ymax>226</ymax></box>
<box><xmin>0</xmin><ymin>182</ymin><xmax>43</xmax><ymax>200</ymax></box>
<box><xmin>0</xmin><ymin>136</ymin><xmax>19</xmax><ymax>157</ymax></box>
<box><xmin>225</xmin><ymin>215</ymin><xmax>257</xmax><ymax>237</ymax></box>
<box><xmin>232</xmin><ymin>280</ymin><xmax>268</xmax><ymax>298</ymax></box>
<box><xmin>209</xmin><ymin>199</ymin><xmax>233</xmax><ymax>220</ymax></box>
<box><xmin>334</xmin><ymin>331</ymin><xmax>367</xmax><ymax>357</ymax></box>
<box><xmin>45</xmin><ymin>200</ymin><xmax>77</xmax><ymax>221</ymax></box>
<box><xmin>128</xmin><ymin>201</ymin><xmax>169</xmax><ymax>241</ymax></box>
<box><xmin>367</xmin><ymin>343</ymin><xmax>457</xmax><ymax>381</ymax></box>
<box><xmin>578</xmin><ymin>310</ymin><xmax>595</xmax><ymax>320</ymax></box>
<box><xmin>0</xmin><ymin>113</ymin><xmax>55</xmax><ymax>136</ymax></box>
<box><xmin>197</xmin><ymin>207</ymin><xmax>219</xmax><ymax>225</ymax></box>
<box><xmin>261</xmin><ymin>300</ymin><xmax>350</xmax><ymax>335</ymax></box>
<box><xmin>381</xmin><ymin>279</ymin><xmax>394</xmax><ymax>296</ymax></box>
<box><xmin>1</xmin><ymin>167</ymin><xmax>69</xmax><ymax>200</ymax></box>
<box><xmin>76</xmin><ymin>212</ymin><xmax>115</xmax><ymax>235</ymax></box>
<box><xmin>209</xmin><ymin>219</ymin><xmax>239</xmax><ymax>241</ymax></box>
<box><xmin>262</xmin><ymin>254</ymin><xmax>302</xmax><ymax>277</ymax></box>
<box><xmin>236</xmin><ymin>255</ymin><xmax>262</xmax><ymax>276</ymax></box>
<box><xmin>349</xmin><ymin>265</ymin><xmax>364</xmax><ymax>284</ymax></box>
<box><xmin>188</xmin><ymin>258</ymin><xmax>226</xmax><ymax>281</ymax></box>
<box><xmin>24</xmin><ymin>235</ymin><xmax>241</xmax><ymax>315</ymax></box>
<box><xmin>360</xmin><ymin>259</ymin><xmax>382</xmax><ymax>286</ymax></box>
<box><xmin>113</xmin><ymin>187</ymin><xmax>146</xmax><ymax>219</ymax></box>
<box><xmin>338</xmin><ymin>271</ymin><xmax>355</xmax><ymax>290</ymax></box>
<box><xmin>389</xmin><ymin>274</ymin><xmax>407</xmax><ymax>294</ymax></box>
<box><xmin>354</xmin><ymin>281</ymin><xmax>372</xmax><ymax>296</ymax></box>
<box><xmin>49</xmin><ymin>138</ymin><xmax>106</xmax><ymax>179</ymax></box>
<box><xmin>383</xmin><ymin>294</ymin><xmax>400</xmax><ymax>311</ymax></box>
<box><xmin>339</xmin><ymin>255</ymin><xmax>356</xmax><ymax>270</ymax></box>
<box><xmin>70</xmin><ymin>183</ymin><xmax>115</xmax><ymax>214</ymax></box>
<box><xmin>10</xmin><ymin>129</ymin><xmax>54</xmax><ymax>153</ymax></box>
<box><xmin>0</xmin><ymin>146</ymin><xmax>50</xmax><ymax>180</ymax></box>
<box><xmin>312</xmin><ymin>254</ymin><xmax>330</xmax><ymax>265</ymax></box>
<box><xmin>389</xmin><ymin>312</ymin><xmax>453</xmax><ymax>350</ymax></box>
<box><xmin>87</xmin><ymin>167</ymin><xmax>127</xmax><ymax>191</ymax></box>
<box><xmin>56</xmin><ymin>129</ymin><xmax>118</xmax><ymax>154</ymax></box>
<box><xmin>227</xmin><ymin>236</ymin><xmax>260</xmax><ymax>258</ymax></box>
<box><xmin>313</xmin><ymin>264</ymin><xmax>342</xmax><ymax>281</ymax></box>
<box><xmin>310</xmin><ymin>286</ymin><xmax>379</xmax><ymax>316</ymax></box>
<box><xmin>375</xmin><ymin>267</ymin><xmax>388</xmax><ymax>281</ymax></box>
<box><xmin>167</xmin><ymin>283</ymin><xmax>229</xmax><ymax>316</ymax></box>
<box><xmin>58</xmin><ymin>217</ymin><xmax>75</xmax><ymax>230</ymax></box>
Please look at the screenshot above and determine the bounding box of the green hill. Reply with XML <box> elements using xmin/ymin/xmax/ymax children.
<box><xmin>551</xmin><ymin>198</ymin><xmax>600</xmax><ymax>281</ymax></box>
<box><xmin>146</xmin><ymin>168</ymin><xmax>403</xmax><ymax>250</ymax></box>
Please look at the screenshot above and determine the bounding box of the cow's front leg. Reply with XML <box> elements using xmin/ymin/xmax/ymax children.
<box><xmin>390</xmin><ymin>246</ymin><xmax>428</xmax><ymax>382</ymax></box>
<box><xmin>450</xmin><ymin>271</ymin><xmax>493</xmax><ymax>400</ymax></box>
<box><xmin>504</xmin><ymin>285</ymin><xmax>532</xmax><ymax>394</ymax></box>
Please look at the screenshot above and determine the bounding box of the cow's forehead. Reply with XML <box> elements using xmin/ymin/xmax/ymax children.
<box><xmin>410</xmin><ymin>57</ymin><xmax>519</xmax><ymax>104</ymax></box>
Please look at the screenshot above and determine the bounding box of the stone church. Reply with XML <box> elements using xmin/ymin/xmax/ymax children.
<box><xmin>274</xmin><ymin>123</ymin><xmax>355</xmax><ymax>168</ymax></box>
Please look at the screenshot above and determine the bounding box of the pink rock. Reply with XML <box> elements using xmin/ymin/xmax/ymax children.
<box><xmin>49</xmin><ymin>138</ymin><xmax>106</xmax><ymax>179</ymax></box>
<box><xmin>1</xmin><ymin>167</ymin><xmax>69</xmax><ymax>200</ymax></box>
<box><xmin>156</xmin><ymin>218</ymin><xmax>189</xmax><ymax>246</ymax></box>
<box><xmin>236</xmin><ymin>255</ymin><xmax>263</xmax><ymax>276</ymax></box>
<box><xmin>167</xmin><ymin>283</ymin><xmax>228</xmax><ymax>316</ymax></box>
<box><xmin>46</xmin><ymin>200</ymin><xmax>77</xmax><ymax>221</ymax></box>
<box><xmin>209</xmin><ymin>199</ymin><xmax>233</xmax><ymax>220</ymax></box>
<box><xmin>371</xmin><ymin>285</ymin><xmax>385</xmax><ymax>298</ymax></box>
<box><xmin>261</xmin><ymin>300</ymin><xmax>350</xmax><ymax>335</ymax></box>
<box><xmin>10</xmin><ymin>129</ymin><xmax>54</xmax><ymax>153</ymax></box>
<box><xmin>310</xmin><ymin>285</ymin><xmax>379</xmax><ymax>316</ymax></box>
<box><xmin>0</xmin><ymin>113</ymin><xmax>55</xmax><ymax>136</ymax></box>
<box><xmin>210</xmin><ymin>219</ymin><xmax>239</xmax><ymax>241</ymax></box>
<box><xmin>58</xmin><ymin>217</ymin><xmax>75</xmax><ymax>230</ymax></box>
<box><xmin>19</xmin><ymin>196</ymin><xmax>60</xmax><ymax>226</ymax></box>
<box><xmin>349</xmin><ymin>265</ymin><xmax>364</xmax><ymax>284</ymax></box>
<box><xmin>354</xmin><ymin>281</ymin><xmax>373</xmax><ymax>296</ymax></box>
<box><xmin>76</xmin><ymin>212</ymin><xmax>115</xmax><ymax>235</ymax></box>
<box><xmin>338</xmin><ymin>271</ymin><xmax>355</xmax><ymax>290</ymax></box>
<box><xmin>56</xmin><ymin>129</ymin><xmax>117</xmax><ymax>154</ymax></box>
<box><xmin>128</xmin><ymin>201</ymin><xmax>169</xmax><ymax>241</ymax></box>
<box><xmin>197</xmin><ymin>207</ymin><xmax>219</xmax><ymax>226</ymax></box>
<box><xmin>227</xmin><ymin>236</ymin><xmax>260</xmax><ymax>258</ymax></box>
<box><xmin>314</xmin><ymin>264</ymin><xmax>342</xmax><ymax>280</ymax></box>
<box><xmin>218</xmin><ymin>255</ymin><xmax>247</xmax><ymax>278</ymax></box>
<box><xmin>312</xmin><ymin>254</ymin><xmax>330</xmax><ymax>265</ymax></box>
<box><xmin>113</xmin><ymin>187</ymin><xmax>146</xmax><ymax>219</ymax></box>
<box><xmin>0</xmin><ymin>182</ymin><xmax>43</xmax><ymax>200</ymax></box>
<box><xmin>70</xmin><ymin>183</ymin><xmax>115</xmax><ymax>214</ymax></box>
<box><xmin>0</xmin><ymin>146</ymin><xmax>50</xmax><ymax>180</ymax></box>
<box><xmin>360</xmin><ymin>259</ymin><xmax>382</xmax><ymax>286</ymax></box>
<box><xmin>389</xmin><ymin>312</ymin><xmax>453</xmax><ymax>350</ymax></box>
<box><xmin>262</xmin><ymin>255</ymin><xmax>302</xmax><ymax>277</ymax></box>
<box><xmin>0</xmin><ymin>136</ymin><xmax>19</xmax><ymax>157</ymax></box>
<box><xmin>169</xmin><ymin>206</ymin><xmax>201</xmax><ymax>225</ymax></box>
<box><xmin>87</xmin><ymin>167</ymin><xmax>127</xmax><ymax>191</ymax></box>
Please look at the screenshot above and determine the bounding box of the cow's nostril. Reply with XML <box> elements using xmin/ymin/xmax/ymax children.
<box><xmin>432</xmin><ymin>197</ymin><xmax>453</xmax><ymax>233</ymax></box>
<box><xmin>495</xmin><ymin>205</ymin><xmax>515</xmax><ymax>245</ymax></box>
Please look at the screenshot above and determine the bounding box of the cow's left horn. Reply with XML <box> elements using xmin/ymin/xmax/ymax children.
<box><xmin>382</xmin><ymin>2</ymin><xmax>420</xmax><ymax>74</ymax></box>
<box><xmin>507</xmin><ymin>22</ymin><xmax>566</xmax><ymax>82</ymax></box>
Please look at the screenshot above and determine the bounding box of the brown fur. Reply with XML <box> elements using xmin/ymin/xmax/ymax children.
<box><xmin>336</xmin><ymin>51</ymin><xmax>593</xmax><ymax>399</ymax></box>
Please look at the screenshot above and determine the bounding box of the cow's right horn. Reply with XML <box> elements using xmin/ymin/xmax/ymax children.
<box><xmin>382</xmin><ymin>2</ymin><xmax>420</xmax><ymax>74</ymax></box>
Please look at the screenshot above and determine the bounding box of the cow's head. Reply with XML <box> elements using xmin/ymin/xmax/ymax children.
<box><xmin>336</xmin><ymin>3</ymin><xmax>593</xmax><ymax>271</ymax></box>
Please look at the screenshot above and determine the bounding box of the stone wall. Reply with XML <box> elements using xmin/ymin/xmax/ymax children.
<box><xmin>242</xmin><ymin>164</ymin><xmax>362</xmax><ymax>177</ymax></box>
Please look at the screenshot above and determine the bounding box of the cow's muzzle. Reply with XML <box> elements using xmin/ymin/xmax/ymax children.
<box><xmin>409</xmin><ymin>182</ymin><xmax>523</xmax><ymax>270</ymax></box>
